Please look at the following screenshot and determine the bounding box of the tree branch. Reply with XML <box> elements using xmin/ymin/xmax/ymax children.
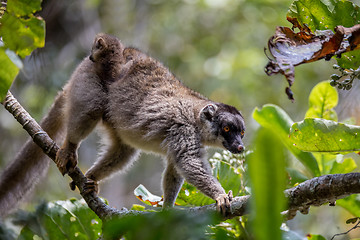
<box><xmin>2</xmin><ymin>91</ymin><xmax>360</xmax><ymax>221</ymax></box>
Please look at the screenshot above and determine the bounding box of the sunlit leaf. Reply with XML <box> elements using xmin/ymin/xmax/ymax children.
<box><xmin>287</xmin><ymin>0</ymin><xmax>360</xmax><ymax>70</ymax></box>
<box><xmin>337</xmin><ymin>195</ymin><xmax>360</xmax><ymax>217</ymax></box>
<box><xmin>177</xmin><ymin>182</ymin><xmax>214</xmax><ymax>206</ymax></box>
<box><xmin>248</xmin><ymin>128</ymin><xmax>286</xmax><ymax>240</ymax></box>
<box><xmin>305</xmin><ymin>81</ymin><xmax>338</xmax><ymax>121</ymax></box>
<box><xmin>253</xmin><ymin>104</ymin><xmax>320</xmax><ymax>176</ymax></box>
<box><xmin>287</xmin><ymin>0</ymin><xmax>359</xmax><ymax>32</ymax></box>
<box><xmin>134</xmin><ymin>184</ymin><xmax>163</xmax><ymax>207</ymax></box>
<box><xmin>0</xmin><ymin>48</ymin><xmax>21</xmax><ymax>101</ymax></box>
<box><xmin>7</xmin><ymin>0</ymin><xmax>42</xmax><ymax>17</ymax></box>
<box><xmin>0</xmin><ymin>12</ymin><xmax>45</xmax><ymax>58</ymax></box>
<box><xmin>290</xmin><ymin>118</ymin><xmax>360</xmax><ymax>152</ymax></box>
<box><xmin>330</xmin><ymin>158</ymin><xmax>357</xmax><ymax>174</ymax></box>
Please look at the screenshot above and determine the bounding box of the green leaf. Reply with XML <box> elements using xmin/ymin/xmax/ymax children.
<box><xmin>18</xmin><ymin>199</ymin><xmax>102</xmax><ymax>240</ymax></box>
<box><xmin>337</xmin><ymin>195</ymin><xmax>360</xmax><ymax>217</ymax></box>
<box><xmin>287</xmin><ymin>0</ymin><xmax>360</xmax><ymax>69</ymax></box>
<box><xmin>253</xmin><ymin>104</ymin><xmax>320</xmax><ymax>176</ymax></box>
<box><xmin>177</xmin><ymin>151</ymin><xmax>244</xmax><ymax>206</ymax></box>
<box><xmin>287</xmin><ymin>0</ymin><xmax>359</xmax><ymax>32</ymax></box>
<box><xmin>7</xmin><ymin>0</ymin><xmax>42</xmax><ymax>17</ymax></box>
<box><xmin>0</xmin><ymin>12</ymin><xmax>45</xmax><ymax>58</ymax></box>
<box><xmin>248</xmin><ymin>128</ymin><xmax>287</xmax><ymax>240</ymax></box>
<box><xmin>0</xmin><ymin>48</ymin><xmax>21</xmax><ymax>100</ymax></box>
<box><xmin>305</xmin><ymin>81</ymin><xmax>338</xmax><ymax>121</ymax></box>
<box><xmin>330</xmin><ymin>158</ymin><xmax>357</xmax><ymax>174</ymax></box>
<box><xmin>103</xmin><ymin>210</ymin><xmax>219</xmax><ymax>240</ymax></box>
<box><xmin>286</xmin><ymin>168</ymin><xmax>309</xmax><ymax>185</ymax></box>
<box><xmin>336</xmin><ymin>51</ymin><xmax>360</xmax><ymax>69</ymax></box>
<box><xmin>290</xmin><ymin>118</ymin><xmax>360</xmax><ymax>152</ymax></box>
<box><xmin>211</xmin><ymin>151</ymin><xmax>243</xmax><ymax>196</ymax></box>
<box><xmin>177</xmin><ymin>182</ymin><xmax>214</xmax><ymax>206</ymax></box>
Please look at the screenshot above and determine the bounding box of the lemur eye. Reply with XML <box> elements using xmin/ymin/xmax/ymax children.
<box><xmin>223</xmin><ymin>126</ymin><xmax>230</xmax><ymax>132</ymax></box>
<box><xmin>241</xmin><ymin>130</ymin><xmax>245</xmax><ymax>136</ymax></box>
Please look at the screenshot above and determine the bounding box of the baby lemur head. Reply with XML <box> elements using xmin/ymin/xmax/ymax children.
<box><xmin>89</xmin><ymin>33</ymin><xmax>125</xmax><ymax>69</ymax></box>
<box><xmin>200</xmin><ymin>103</ymin><xmax>245</xmax><ymax>154</ymax></box>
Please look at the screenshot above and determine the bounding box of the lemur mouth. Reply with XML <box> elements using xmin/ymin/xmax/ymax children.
<box><xmin>223</xmin><ymin>142</ymin><xmax>245</xmax><ymax>154</ymax></box>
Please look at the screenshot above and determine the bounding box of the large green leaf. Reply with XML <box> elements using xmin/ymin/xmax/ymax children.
<box><xmin>305</xmin><ymin>81</ymin><xmax>338</xmax><ymax>121</ymax></box>
<box><xmin>0</xmin><ymin>48</ymin><xmax>22</xmax><ymax>100</ymax></box>
<box><xmin>253</xmin><ymin>104</ymin><xmax>320</xmax><ymax>176</ymax></box>
<box><xmin>7</xmin><ymin>0</ymin><xmax>42</xmax><ymax>17</ymax></box>
<box><xmin>0</xmin><ymin>12</ymin><xmax>45</xmax><ymax>58</ymax></box>
<box><xmin>287</xmin><ymin>0</ymin><xmax>360</xmax><ymax>69</ymax></box>
<box><xmin>287</xmin><ymin>0</ymin><xmax>359</xmax><ymax>32</ymax></box>
<box><xmin>18</xmin><ymin>199</ymin><xmax>102</xmax><ymax>240</ymax></box>
<box><xmin>290</xmin><ymin>118</ymin><xmax>360</xmax><ymax>152</ymax></box>
<box><xmin>337</xmin><ymin>195</ymin><xmax>360</xmax><ymax>217</ymax></box>
<box><xmin>248</xmin><ymin>128</ymin><xmax>286</xmax><ymax>240</ymax></box>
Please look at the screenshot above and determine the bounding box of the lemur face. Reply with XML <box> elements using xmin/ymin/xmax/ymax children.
<box><xmin>200</xmin><ymin>103</ymin><xmax>245</xmax><ymax>154</ymax></box>
<box><xmin>215</xmin><ymin>104</ymin><xmax>245</xmax><ymax>154</ymax></box>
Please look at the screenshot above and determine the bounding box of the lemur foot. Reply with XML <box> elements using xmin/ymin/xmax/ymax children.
<box><xmin>83</xmin><ymin>179</ymin><xmax>99</xmax><ymax>195</ymax></box>
<box><xmin>216</xmin><ymin>190</ymin><xmax>233</xmax><ymax>217</ymax></box>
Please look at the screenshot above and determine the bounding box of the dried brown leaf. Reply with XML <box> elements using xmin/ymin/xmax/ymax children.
<box><xmin>265</xmin><ymin>18</ymin><xmax>360</xmax><ymax>100</ymax></box>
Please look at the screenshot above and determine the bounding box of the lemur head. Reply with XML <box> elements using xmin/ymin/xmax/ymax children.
<box><xmin>200</xmin><ymin>103</ymin><xmax>245</xmax><ymax>154</ymax></box>
<box><xmin>89</xmin><ymin>33</ymin><xmax>124</xmax><ymax>63</ymax></box>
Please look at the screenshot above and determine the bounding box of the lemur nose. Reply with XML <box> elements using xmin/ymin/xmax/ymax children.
<box><xmin>238</xmin><ymin>145</ymin><xmax>244</xmax><ymax>152</ymax></box>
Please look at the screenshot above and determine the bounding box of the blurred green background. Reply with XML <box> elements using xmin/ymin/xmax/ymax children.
<box><xmin>1</xmin><ymin>0</ymin><xmax>360</xmax><ymax>238</ymax></box>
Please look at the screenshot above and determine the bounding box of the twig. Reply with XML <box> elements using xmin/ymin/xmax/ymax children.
<box><xmin>330</xmin><ymin>219</ymin><xmax>360</xmax><ymax>240</ymax></box>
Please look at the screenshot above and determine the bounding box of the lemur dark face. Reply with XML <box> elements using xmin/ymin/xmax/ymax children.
<box><xmin>200</xmin><ymin>103</ymin><xmax>245</xmax><ymax>154</ymax></box>
<box><xmin>216</xmin><ymin>103</ymin><xmax>245</xmax><ymax>154</ymax></box>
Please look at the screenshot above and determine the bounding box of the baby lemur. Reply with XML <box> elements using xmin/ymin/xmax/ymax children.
<box><xmin>0</xmin><ymin>33</ymin><xmax>245</xmax><ymax>217</ymax></box>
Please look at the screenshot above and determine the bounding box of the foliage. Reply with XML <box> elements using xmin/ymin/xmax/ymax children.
<box><xmin>265</xmin><ymin>0</ymin><xmax>360</xmax><ymax>100</ymax></box>
<box><xmin>176</xmin><ymin>151</ymin><xmax>247</xmax><ymax>207</ymax></box>
<box><xmin>1</xmin><ymin>0</ymin><xmax>360</xmax><ymax>239</ymax></box>
<box><xmin>253</xmin><ymin>104</ymin><xmax>320</xmax><ymax>176</ymax></box>
<box><xmin>12</xmin><ymin>199</ymin><xmax>101</xmax><ymax>240</ymax></box>
<box><xmin>290</xmin><ymin>118</ymin><xmax>360</xmax><ymax>152</ymax></box>
<box><xmin>0</xmin><ymin>0</ymin><xmax>45</xmax><ymax>100</ymax></box>
<box><xmin>248</xmin><ymin>128</ymin><xmax>286</xmax><ymax>240</ymax></box>
<box><xmin>102</xmin><ymin>210</ymin><xmax>220</xmax><ymax>240</ymax></box>
<box><xmin>287</xmin><ymin>0</ymin><xmax>360</xmax><ymax>70</ymax></box>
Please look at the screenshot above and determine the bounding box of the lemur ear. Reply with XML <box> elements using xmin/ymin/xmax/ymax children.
<box><xmin>200</xmin><ymin>104</ymin><xmax>218</xmax><ymax>121</ymax></box>
<box><xmin>95</xmin><ymin>37</ymin><xmax>106</xmax><ymax>50</ymax></box>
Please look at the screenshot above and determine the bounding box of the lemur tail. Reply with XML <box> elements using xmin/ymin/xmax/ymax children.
<box><xmin>0</xmin><ymin>92</ymin><xmax>66</xmax><ymax>217</ymax></box>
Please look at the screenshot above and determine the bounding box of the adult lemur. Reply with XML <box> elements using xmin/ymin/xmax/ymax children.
<box><xmin>0</xmin><ymin>34</ymin><xmax>245</xmax><ymax>217</ymax></box>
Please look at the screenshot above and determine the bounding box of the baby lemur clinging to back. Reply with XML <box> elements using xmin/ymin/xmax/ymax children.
<box><xmin>58</xmin><ymin>34</ymin><xmax>246</xmax><ymax>213</ymax></box>
<box><xmin>0</xmin><ymin>33</ymin><xmax>245</xmax><ymax>217</ymax></box>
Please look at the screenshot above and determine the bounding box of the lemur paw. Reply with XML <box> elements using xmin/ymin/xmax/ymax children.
<box><xmin>69</xmin><ymin>178</ymin><xmax>98</xmax><ymax>195</ymax></box>
<box><xmin>55</xmin><ymin>143</ymin><xmax>78</xmax><ymax>175</ymax></box>
<box><xmin>215</xmin><ymin>190</ymin><xmax>233</xmax><ymax>217</ymax></box>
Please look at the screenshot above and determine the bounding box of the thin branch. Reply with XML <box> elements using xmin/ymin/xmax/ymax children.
<box><xmin>330</xmin><ymin>219</ymin><xmax>360</xmax><ymax>240</ymax></box>
<box><xmin>2</xmin><ymin>91</ymin><xmax>360</xmax><ymax>221</ymax></box>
